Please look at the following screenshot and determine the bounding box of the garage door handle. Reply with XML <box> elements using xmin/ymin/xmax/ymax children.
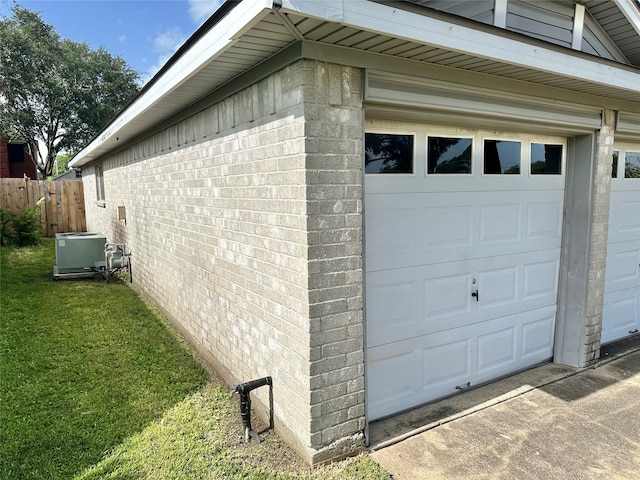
<box><xmin>471</xmin><ymin>290</ymin><xmax>479</xmax><ymax>302</ymax></box>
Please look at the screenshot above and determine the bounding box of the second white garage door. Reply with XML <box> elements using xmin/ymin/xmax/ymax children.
<box><xmin>365</xmin><ymin>123</ymin><xmax>566</xmax><ymax>420</ymax></box>
<box><xmin>601</xmin><ymin>144</ymin><xmax>640</xmax><ymax>344</ymax></box>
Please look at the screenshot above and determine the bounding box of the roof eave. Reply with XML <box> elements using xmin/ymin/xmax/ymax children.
<box><xmin>71</xmin><ymin>0</ymin><xmax>640</xmax><ymax>168</ymax></box>
<box><xmin>613</xmin><ymin>0</ymin><xmax>640</xmax><ymax>37</ymax></box>
<box><xmin>70</xmin><ymin>0</ymin><xmax>275</xmax><ymax>168</ymax></box>
<box><xmin>280</xmin><ymin>0</ymin><xmax>640</xmax><ymax>92</ymax></box>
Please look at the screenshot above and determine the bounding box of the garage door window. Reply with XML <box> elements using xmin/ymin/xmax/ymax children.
<box><xmin>612</xmin><ymin>151</ymin><xmax>619</xmax><ymax>178</ymax></box>
<box><xmin>427</xmin><ymin>136</ymin><xmax>473</xmax><ymax>174</ymax></box>
<box><xmin>365</xmin><ymin>133</ymin><xmax>414</xmax><ymax>174</ymax></box>
<box><xmin>625</xmin><ymin>151</ymin><xmax>640</xmax><ymax>178</ymax></box>
<box><xmin>484</xmin><ymin>139</ymin><xmax>521</xmax><ymax>175</ymax></box>
<box><xmin>531</xmin><ymin>143</ymin><xmax>563</xmax><ymax>175</ymax></box>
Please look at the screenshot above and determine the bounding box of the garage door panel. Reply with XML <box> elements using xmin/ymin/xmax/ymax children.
<box><xmin>521</xmin><ymin>314</ymin><xmax>555</xmax><ymax>359</ymax></box>
<box><xmin>473</xmin><ymin>306</ymin><xmax>555</xmax><ymax>379</ymax></box>
<box><xmin>526</xmin><ymin>201</ymin><xmax>563</xmax><ymax>241</ymax></box>
<box><xmin>367</xmin><ymin>349</ymin><xmax>422</xmax><ymax>418</ymax></box>
<box><xmin>609</xmin><ymin>195</ymin><xmax>640</xmax><ymax>244</ymax></box>
<box><xmin>479</xmin><ymin>204</ymin><xmax>521</xmax><ymax>244</ymax></box>
<box><xmin>602</xmin><ymin>288</ymin><xmax>640</xmax><ymax>344</ymax></box>
<box><xmin>474</xmin><ymin>251</ymin><xmax>559</xmax><ymax>316</ymax></box>
<box><xmin>477</xmin><ymin>327</ymin><xmax>517</xmax><ymax>373</ymax></box>
<box><xmin>425</xmin><ymin>206</ymin><xmax>474</xmax><ymax>249</ymax></box>
<box><xmin>422</xmin><ymin>338</ymin><xmax>471</xmax><ymax>387</ymax></box>
<box><xmin>476</xmin><ymin>266</ymin><xmax>519</xmax><ymax>308</ymax></box>
<box><xmin>605</xmin><ymin>246</ymin><xmax>640</xmax><ymax>291</ymax></box>
<box><xmin>616</xmin><ymin>201</ymin><xmax>640</xmax><ymax>235</ymax></box>
<box><xmin>366</xmin><ymin>191</ymin><xmax>563</xmax><ymax>272</ymax></box>
<box><xmin>523</xmin><ymin>260</ymin><xmax>560</xmax><ymax>300</ymax></box>
<box><xmin>366</xmin><ymin>279</ymin><xmax>422</xmax><ymax>348</ymax></box>
<box><xmin>366</xmin><ymin>176</ymin><xmax>566</xmax><ymax>195</ymax></box>
<box><xmin>366</xmin><ymin>267</ymin><xmax>473</xmax><ymax>347</ymax></box>
<box><xmin>424</xmin><ymin>273</ymin><xmax>473</xmax><ymax>320</ymax></box>
<box><xmin>366</xmin><ymin>206</ymin><xmax>418</xmax><ymax>256</ymax></box>
<box><xmin>367</xmin><ymin>306</ymin><xmax>555</xmax><ymax>420</ymax></box>
<box><xmin>368</xmin><ymin>330</ymin><xmax>474</xmax><ymax>420</ymax></box>
<box><xmin>366</xmin><ymin>250</ymin><xmax>559</xmax><ymax>348</ymax></box>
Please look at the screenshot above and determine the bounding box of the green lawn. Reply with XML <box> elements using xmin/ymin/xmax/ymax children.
<box><xmin>0</xmin><ymin>239</ymin><xmax>389</xmax><ymax>479</ymax></box>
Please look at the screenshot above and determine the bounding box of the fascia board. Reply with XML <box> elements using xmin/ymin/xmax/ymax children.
<box><xmin>280</xmin><ymin>0</ymin><xmax>640</xmax><ymax>92</ymax></box>
<box><xmin>276</xmin><ymin>0</ymin><xmax>345</xmax><ymax>21</ymax></box>
<box><xmin>71</xmin><ymin>0</ymin><xmax>274</xmax><ymax>168</ymax></box>
<box><xmin>613</xmin><ymin>0</ymin><xmax>640</xmax><ymax>37</ymax></box>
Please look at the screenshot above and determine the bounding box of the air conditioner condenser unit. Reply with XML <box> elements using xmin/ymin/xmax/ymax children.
<box><xmin>53</xmin><ymin>232</ymin><xmax>107</xmax><ymax>278</ymax></box>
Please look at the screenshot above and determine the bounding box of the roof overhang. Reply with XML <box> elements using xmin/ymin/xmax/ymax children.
<box><xmin>278</xmin><ymin>0</ymin><xmax>640</xmax><ymax>92</ymax></box>
<box><xmin>71</xmin><ymin>0</ymin><xmax>275</xmax><ymax>168</ymax></box>
<box><xmin>71</xmin><ymin>0</ymin><xmax>640</xmax><ymax>168</ymax></box>
<box><xmin>613</xmin><ymin>0</ymin><xmax>640</xmax><ymax>37</ymax></box>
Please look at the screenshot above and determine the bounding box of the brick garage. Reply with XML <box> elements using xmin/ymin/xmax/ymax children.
<box><xmin>80</xmin><ymin>60</ymin><xmax>366</xmax><ymax>463</ymax></box>
<box><xmin>71</xmin><ymin>0</ymin><xmax>640</xmax><ymax>465</ymax></box>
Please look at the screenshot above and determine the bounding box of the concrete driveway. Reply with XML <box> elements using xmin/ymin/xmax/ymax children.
<box><xmin>369</xmin><ymin>337</ymin><xmax>640</xmax><ymax>479</ymax></box>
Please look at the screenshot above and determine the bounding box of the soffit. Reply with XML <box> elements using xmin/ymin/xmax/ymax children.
<box><xmin>279</xmin><ymin>3</ymin><xmax>640</xmax><ymax>103</ymax></box>
<box><xmin>588</xmin><ymin>0</ymin><xmax>640</xmax><ymax>65</ymax></box>
<box><xmin>401</xmin><ymin>0</ymin><xmax>640</xmax><ymax>66</ymax></box>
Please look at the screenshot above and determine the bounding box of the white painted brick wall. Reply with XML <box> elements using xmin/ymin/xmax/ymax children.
<box><xmin>82</xmin><ymin>59</ymin><xmax>365</xmax><ymax>464</ymax></box>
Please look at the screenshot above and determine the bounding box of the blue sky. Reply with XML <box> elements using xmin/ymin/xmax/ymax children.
<box><xmin>1</xmin><ymin>0</ymin><xmax>224</xmax><ymax>84</ymax></box>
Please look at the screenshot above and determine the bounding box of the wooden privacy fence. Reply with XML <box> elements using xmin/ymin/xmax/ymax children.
<box><xmin>0</xmin><ymin>178</ymin><xmax>86</xmax><ymax>237</ymax></box>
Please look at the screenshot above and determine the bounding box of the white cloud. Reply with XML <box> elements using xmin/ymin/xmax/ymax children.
<box><xmin>188</xmin><ymin>0</ymin><xmax>223</xmax><ymax>24</ymax></box>
<box><xmin>139</xmin><ymin>1</ymin><xmax>224</xmax><ymax>85</ymax></box>
<box><xmin>153</xmin><ymin>26</ymin><xmax>187</xmax><ymax>54</ymax></box>
<box><xmin>138</xmin><ymin>27</ymin><xmax>188</xmax><ymax>85</ymax></box>
<box><xmin>141</xmin><ymin>52</ymin><xmax>174</xmax><ymax>85</ymax></box>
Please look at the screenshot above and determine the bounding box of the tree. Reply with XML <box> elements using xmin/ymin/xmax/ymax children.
<box><xmin>53</xmin><ymin>152</ymin><xmax>72</xmax><ymax>177</ymax></box>
<box><xmin>365</xmin><ymin>133</ymin><xmax>414</xmax><ymax>173</ymax></box>
<box><xmin>0</xmin><ymin>5</ymin><xmax>140</xmax><ymax>177</ymax></box>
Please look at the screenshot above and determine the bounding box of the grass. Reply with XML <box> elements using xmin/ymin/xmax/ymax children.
<box><xmin>0</xmin><ymin>239</ymin><xmax>389</xmax><ymax>480</ymax></box>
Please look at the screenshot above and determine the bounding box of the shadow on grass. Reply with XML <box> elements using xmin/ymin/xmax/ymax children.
<box><xmin>73</xmin><ymin>383</ymin><xmax>238</xmax><ymax>480</ymax></box>
<box><xmin>0</xmin><ymin>239</ymin><xmax>210</xmax><ymax>480</ymax></box>
<box><xmin>74</xmin><ymin>381</ymin><xmax>387</xmax><ymax>480</ymax></box>
<box><xmin>1</xmin><ymin>240</ymin><xmax>392</xmax><ymax>480</ymax></box>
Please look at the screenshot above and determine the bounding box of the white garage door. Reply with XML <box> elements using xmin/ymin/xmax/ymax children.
<box><xmin>365</xmin><ymin>123</ymin><xmax>566</xmax><ymax>420</ymax></box>
<box><xmin>602</xmin><ymin>145</ymin><xmax>640</xmax><ymax>344</ymax></box>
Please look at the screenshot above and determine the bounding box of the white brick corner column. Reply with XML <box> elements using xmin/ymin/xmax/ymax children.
<box><xmin>556</xmin><ymin>110</ymin><xmax>614</xmax><ymax>367</ymax></box>
<box><xmin>302</xmin><ymin>61</ymin><xmax>366</xmax><ymax>464</ymax></box>
<box><xmin>583</xmin><ymin>109</ymin><xmax>616</xmax><ymax>364</ymax></box>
